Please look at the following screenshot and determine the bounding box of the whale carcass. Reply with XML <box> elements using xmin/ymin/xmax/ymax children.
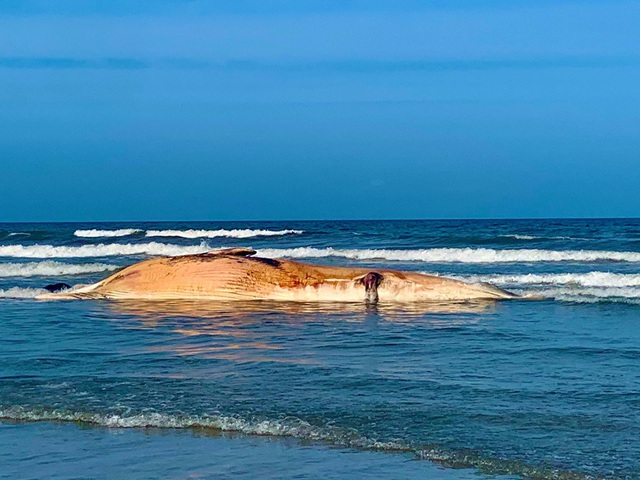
<box><xmin>36</xmin><ymin>248</ymin><xmax>518</xmax><ymax>302</ymax></box>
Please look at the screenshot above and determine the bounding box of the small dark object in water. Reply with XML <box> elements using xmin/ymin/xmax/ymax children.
<box><xmin>44</xmin><ymin>282</ymin><xmax>71</xmax><ymax>293</ymax></box>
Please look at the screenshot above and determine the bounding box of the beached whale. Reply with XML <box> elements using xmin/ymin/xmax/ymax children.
<box><xmin>35</xmin><ymin>248</ymin><xmax>519</xmax><ymax>302</ymax></box>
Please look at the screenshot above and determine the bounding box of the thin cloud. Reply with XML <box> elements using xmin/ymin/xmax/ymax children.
<box><xmin>0</xmin><ymin>56</ymin><xmax>149</xmax><ymax>69</ymax></box>
<box><xmin>1</xmin><ymin>55</ymin><xmax>638</xmax><ymax>71</ymax></box>
<box><xmin>1</xmin><ymin>0</ymin><xmax>610</xmax><ymax>17</ymax></box>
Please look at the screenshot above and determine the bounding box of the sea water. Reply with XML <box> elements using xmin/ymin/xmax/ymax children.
<box><xmin>1</xmin><ymin>219</ymin><xmax>639</xmax><ymax>479</ymax></box>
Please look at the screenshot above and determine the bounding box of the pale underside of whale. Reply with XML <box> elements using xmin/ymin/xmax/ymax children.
<box><xmin>36</xmin><ymin>248</ymin><xmax>518</xmax><ymax>302</ymax></box>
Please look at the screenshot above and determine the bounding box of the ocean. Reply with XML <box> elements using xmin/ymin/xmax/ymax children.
<box><xmin>1</xmin><ymin>219</ymin><xmax>639</xmax><ymax>479</ymax></box>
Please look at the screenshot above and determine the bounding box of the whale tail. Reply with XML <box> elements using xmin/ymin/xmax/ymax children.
<box><xmin>44</xmin><ymin>282</ymin><xmax>71</xmax><ymax>293</ymax></box>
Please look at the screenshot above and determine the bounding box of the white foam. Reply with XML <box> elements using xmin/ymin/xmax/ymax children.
<box><xmin>146</xmin><ymin>229</ymin><xmax>303</xmax><ymax>239</ymax></box>
<box><xmin>74</xmin><ymin>229</ymin><xmax>142</xmax><ymax>238</ymax></box>
<box><xmin>0</xmin><ymin>407</ymin><xmax>403</xmax><ymax>451</ymax></box>
<box><xmin>500</xmin><ymin>234</ymin><xmax>537</xmax><ymax>240</ymax></box>
<box><xmin>550</xmin><ymin>286</ymin><xmax>640</xmax><ymax>298</ymax></box>
<box><xmin>0</xmin><ymin>407</ymin><xmax>591</xmax><ymax>479</ymax></box>
<box><xmin>427</xmin><ymin>271</ymin><xmax>640</xmax><ymax>303</ymax></box>
<box><xmin>464</xmin><ymin>272</ymin><xmax>640</xmax><ymax>304</ymax></box>
<box><xmin>441</xmin><ymin>272</ymin><xmax>640</xmax><ymax>303</ymax></box>
<box><xmin>0</xmin><ymin>261</ymin><xmax>118</xmax><ymax>277</ymax></box>
<box><xmin>257</xmin><ymin>247</ymin><xmax>640</xmax><ymax>263</ymax></box>
<box><xmin>458</xmin><ymin>272</ymin><xmax>640</xmax><ymax>288</ymax></box>
<box><xmin>525</xmin><ymin>287</ymin><xmax>640</xmax><ymax>304</ymax></box>
<box><xmin>499</xmin><ymin>234</ymin><xmax>579</xmax><ymax>241</ymax></box>
<box><xmin>0</xmin><ymin>287</ymin><xmax>46</xmax><ymax>298</ymax></box>
<box><xmin>0</xmin><ymin>242</ymin><xmax>210</xmax><ymax>258</ymax></box>
<box><xmin>7</xmin><ymin>232</ymin><xmax>30</xmax><ymax>237</ymax></box>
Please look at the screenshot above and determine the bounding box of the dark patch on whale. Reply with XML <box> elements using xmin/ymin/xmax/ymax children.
<box><xmin>361</xmin><ymin>272</ymin><xmax>383</xmax><ymax>303</ymax></box>
<box><xmin>44</xmin><ymin>282</ymin><xmax>71</xmax><ymax>293</ymax></box>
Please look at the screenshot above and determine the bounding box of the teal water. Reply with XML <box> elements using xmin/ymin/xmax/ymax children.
<box><xmin>2</xmin><ymin>421</ymin><xmax>497</xmax><ymax>480</ymax></box>
<box><xmin>1</xmin><ymin>220</ymin><xmax>640</xmax><ymax>479</ymax></box>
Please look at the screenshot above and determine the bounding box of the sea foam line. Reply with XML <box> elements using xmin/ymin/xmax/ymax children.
<box><xmin>74</xmin><ymin>229</ymin><xmax>143</xmax><ymax>238</ymax></box>
<box><xmin>0</xmin><ymin>287</ymin><xmax>46</xmax><ymax>299</ymax></box>
<box><xmin>0</xmin><ymin>407</ymin><xmax>598</xmax><ymax>480</ymax></box>
<box><xmin>500</xmin><ymin>234</ymin><xmax>537</xmax><ymax>240</ymax></box>
<box><xmin>0</xmin><ymin>407</ymin><xmax>400</xmax><ymax>450</ymax></box>
<box><xmin>423</xmin><ymin>271</ymin><xmax>640</xmax><ymax>302</ymax></box>
<box><xmin>499</xmin><ymin>234</ymin><xmax>580</xmax><ymax>241</ymax></box>
<box><xmin>0</xmin><ymin>242</ymin><xmax>210</xmax><ymax>259</ymax></box>
<box><xmin>542</xmin><ymin>286</ymin><xmax>640</xmax><ymax>298</ymax></box>
<box><xmin>145</xmin><ymin>229</ymin><xmax>303</xmax><ymax>239</ymax></box>
<box><xmin>6</xmin><ymin>244</ymin><xmax>639</xmax><ymax>263</ymax></box>
<box><xmin>523</xmin><ymin>287</ymin><xmax>640</xmax><ymax>304</ymax></box>
<box><xmin>0</xmin><ymin>261</ymin><xmax>118</xmax><ymax>277</ymax></box>
<box><xmin>258</xmin><ymin>247</ymin><xmax>640</xmax><ymax>263</ymax></box>
<box><xmin>457</xmin><ymin>272</ymin><xmax>640</xmax><ymax>288</ymax></box>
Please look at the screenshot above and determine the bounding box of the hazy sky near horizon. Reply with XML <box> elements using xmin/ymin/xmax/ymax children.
<box><xmin>1</xmin><ymin>0</ymin><xmax>639</xmax><ymax>221</ymax></box>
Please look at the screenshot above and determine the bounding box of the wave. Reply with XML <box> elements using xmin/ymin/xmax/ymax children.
<box><xmin>258</xmin><ymin>247</ymin><xmax>640</xmax><ymax>263</ymax></box>
<box><xmin>74</xmin><ymin>229</ymin><xmax>142</xmax><ymax>238</ymax></box>
<box><xmin>428</xmin><ymin>271</ymin><xmax>640</xmax><ymax>304</ymax></box>
<box><xmin>7</xmin><ymin>232</ymin><xmax>30</xmax><ymax>237</ymax></box>
<box><xmin>444</xmin><ymin>272</ymin><xmax>640</xmax><ymax>304</ymax></box>
<box><xmin>0</xmin><ymin>406</ymin><xmax>597</xmax><ymax>480</ymax></box>
<box><xmin>0</xmin><ymin>406</ymin><xmax>401</xmax><ymax>450</ymax></box>
<box><xmin>145</xmin><ymin>229</ymin><xmax>303</xmax><ymax>239</ymax></box>
<box><xmin>0</xmin><ymin>287</ymin><xmax>46</xmax><ymax>298</ymax></box>
<box><xmin>0</xmin><ymin>261</ymin><xmax>118</xmax><ymax>277</ymax></box>
<box><xmin>460</xmin><ymin>272</ymin><xmax>640</xmax><ymax>288</ymax></box>
<box><xmin>72</xmin><ymin>228</ymin><xmax>303</xmax><ymax>239</ymax></box>
<box><xmin>500</xmin><ymin>234</ymin><xmax>537</xmax><ymax>240</ymax></box>
<box><xmin>499</xmin><ymin>234</ymin><xmax>580</xmax><ymax>241</ymax></box>
<box><xmin>0</xmin><ymin>242</ymin><xmax>210</xmax><ymax>258</ymax></box>
<box><xmin>524</xmin><ymin>287</ymin><xmax>640</xmax><ymax>305</ymax></box>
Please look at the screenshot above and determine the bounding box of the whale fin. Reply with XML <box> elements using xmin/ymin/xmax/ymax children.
<box><xmin>207</xmin><ymin>247</ymin><xmax>257</xmax><ymax>257</ymax></box>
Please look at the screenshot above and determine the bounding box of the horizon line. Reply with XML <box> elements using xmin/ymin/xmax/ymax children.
<box><xmin>2</xmin><ymin>216</ymin><xmax>640</xmax><ymax>224</ymax></box>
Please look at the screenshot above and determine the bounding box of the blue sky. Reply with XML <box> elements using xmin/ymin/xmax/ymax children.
<box><xmin>1</xmin><ymin>0</ymin><xmax>639</xmax><ymax>221</ymax></box>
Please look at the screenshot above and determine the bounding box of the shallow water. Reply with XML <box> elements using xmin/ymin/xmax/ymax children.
<box><xmin>1</xmin><ymin>220</ymin><xmax>640</xmax><ymax>479</ymax></box>
<box><xmin>2</xmin><ymin>421</ymin><xmax>500</xmax><ymax>480</ymax></box>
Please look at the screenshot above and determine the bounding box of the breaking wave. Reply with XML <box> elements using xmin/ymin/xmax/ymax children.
<box><xmin>0</xmin><ymin>287</ymin><xmax>46</xmax><ymax>299</ymax></box>
<box><xmin>430</xmin><ymin>272</ymin><xmax>640</xmax><ymax>304</ymax></box>
<box><xmin>71</xmin><ymin>228</ymin><xmax>303</xmax><ymax>239</ymax></box>
<box><xmin>258</xmin><ymin>247</ymin><xmax>640</xmax><ymax>263</ymax></box>
<box><xmin>462</xmin><ymin>272</ymin><xmax>640</xmax><ymax>288</ymax></box>
<box><xmin>74</xmin><ymin>229</ymin><xmax>142</xmax><ymax>238</ymax></box>
<box><xmin>500</xmin><ymin>234</ymin><xmax>537</xmax><ymax>240</ymax></box>
<box><xmin>0</xmin><ymin>242</ymin><xmax>210</xmax><ymax>258</ymax></box>
<box><xmin>145</xmin><ymin>229</ymin><xmax>303</xmax><ymax>239</ymax></box>
<box><xmin>525</xmin><ymin>287</ymin><xmax>640</xmax><ymax>305</ymax></box>
<box><xmin>499</xmin><ymin>234</ymin><xmax>580</xmax><ymax>241</ymax></box>
<box><xmin>0</xmin><ymin>261</ymin><xmax>118</xmax><ymax>277</ymax></box>
<box><xmin>0</xmin><ymin>406</ymin><xmax>401</xmax><ymax>450</ymax></box>
<box><xmin>436</xmin><ymin>272</ymin><xmax>640</xmax><ymax>304</ymax></box>
<box><xmin>0</xmin><ymin>406</ymin><xmax>598</xmax><ymax>480</ymax></box>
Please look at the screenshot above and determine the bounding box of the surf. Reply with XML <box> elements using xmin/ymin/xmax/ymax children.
<box><xmin>0</xmin><ymin>242</ymin><xmax>210</xmax><ymax>258</ymax></box>
<box><xmin>258</xmin><ymin>247</ymin><xmax>640</xmax><ymax>263</ymax></box>
<box><xmin>74</xmin><ymin>229</ymin><xmax>143</xmax><ymax>238</ymax></box>
<box><xmin>145</xmin><ymin>228</ymin><xmax>303</xmax><ymax>238</ymax></box>
<box><xmin>0</xmin><ymin>261</ymin><xmax>118</xmax><ymax>277</ymax></box>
